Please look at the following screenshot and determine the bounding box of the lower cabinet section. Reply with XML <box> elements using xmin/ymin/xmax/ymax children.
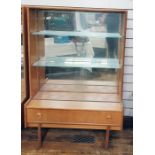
<box><xmin>27</xmin><ymin>108</ymin><xmax>122</xmax><ymax>129</ymax></box>
<box><xmin>24</xmin><ymin>94</ymin><xmax>123</xmax><ymax>148</ymax></box>
<box><xmin>25</xmin><ymin>102</ymin><xmax>123</xmax><ymax>148</ymax></box>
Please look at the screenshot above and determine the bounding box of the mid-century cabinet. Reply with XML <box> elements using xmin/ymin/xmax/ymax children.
<box><xmin>24</xmin><ymin>6</ymin><xmax>127</xmax><ymax>148</ymax></box>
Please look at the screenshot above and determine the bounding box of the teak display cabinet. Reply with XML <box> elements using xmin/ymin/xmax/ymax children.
<box><xmin>24</xmin><ymin>6</ymin><xmax>127</xmax><ymax>148</ymax></box>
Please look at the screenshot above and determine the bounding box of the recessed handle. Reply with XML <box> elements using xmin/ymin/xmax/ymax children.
<box><xmin>106</xmin><ymin>115</ymin><xmax>112</xmax><ymax>119</ymax></box>
<box><xmin>36</xmin><ymin>112</ymin><xmax>42</xmax><ymax>118</ymax></box>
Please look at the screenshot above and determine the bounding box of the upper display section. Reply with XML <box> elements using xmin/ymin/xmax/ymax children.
<box><xmin>32</xmin><ymin>10</ymin><xmax>123</xmax><ymax>39</ymax></box>
<box><xmin>29</xmin><ymin>9</ymin><xmax>125</xmax><ymax>70</ymax></box>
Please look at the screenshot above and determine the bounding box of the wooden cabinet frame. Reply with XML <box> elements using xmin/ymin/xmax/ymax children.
<box><xmin>21</xmin><ymin>6</ymin><xmax>29</xmax><ymax>128</ymax></box>
<box><xmin>24</xmin><ymin>5</ymin><xmax>127</xmax><ymax>148</ymax></box>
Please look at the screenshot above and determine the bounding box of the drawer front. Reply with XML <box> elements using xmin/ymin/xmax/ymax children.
<box><xmin>27</xmin><ymin>109</ymin><xmax>122</xmax><ymax>126</ymax></box>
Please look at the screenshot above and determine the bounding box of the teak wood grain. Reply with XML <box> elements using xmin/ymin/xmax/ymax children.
<box><xmin>21</xmin><ymin>6</ymin><xmax>30</xmax><ymax>128</ymax></box>
<box><xmin>27</xmin><ymin>5</ymin><xmax>127</xmax><ymax>13</ymax></box>
<box><xmin>26</xmin><ymin>99</ymin><xmax>122</xmax><ymax>111</ymax></box>
<box><xmin>24</xmin><ymin>6</ymin><xmax>127</xmax><ymax>148</ymax></box>
<box><xmin>34</xmin><ymin>91</ymin><xmax>120</xmax><ymax>102</ymax></box>
<box><xmin>26</xmin><ymin>122</ymin><xmax>122</xmax><ymax>130</ymax></box>
<box><xmin>40</xmin><ymin>84</ymin><xmax>117</xmax><ymax>93</ymax></box>
<box><xmin>27</xmin><ymin>8</ymin><xmax>45</xmax><ymax>97</ymax></box>
<box><xmin>27</xmin><ymin>109</ymin><xmax>122</xmax><ymax>126</ymax></box>
<box><xmin>21</xmin><ymin>6</ymin><xmax>29</xmax><ymax>103</ymax></box>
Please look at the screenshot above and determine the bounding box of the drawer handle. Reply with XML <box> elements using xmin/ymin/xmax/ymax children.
<box><xmin>106</xmin><ymin>115</ymin><xmax>112</xmax><ymax>119</ymax></box>
<box><xmin>36</xmin><ymin>112</ymin><xmax>42</xmax><ymax>118</ymax></box>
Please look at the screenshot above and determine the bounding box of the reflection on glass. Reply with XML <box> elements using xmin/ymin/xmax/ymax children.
<box><xmin>31</xmin><ymin>9</ymin><xmax>124</xmax><ymax>82</ymax></box>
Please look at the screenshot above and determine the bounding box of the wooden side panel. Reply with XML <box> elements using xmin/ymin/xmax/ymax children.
<box><xmin>37</xmin><ymin>11</ymin><xmax>46</xmax><ymax>88</ymax></box>
<box><xmin>21</xmin><ymin>6</ymin><xmax>29</xmax><ymax>128</ymax></box>
<box><xmin>117</xmin><ymin>11</ymin><xmax>127</xmax><ymax>100</ymax></box>
<box><xmin>27</xmin><ymin>8</ymin><xmax>39</xmax><ymax>97</ymax></box>
<box><xmin>21</xmin><ymin>6</ymin><xmax>29</xmax><ymax>103</ymax></box>
<box><xmin>27</xmin><ymin>8</ymin><xmax>45</xmax><ymax>97</ymax></box>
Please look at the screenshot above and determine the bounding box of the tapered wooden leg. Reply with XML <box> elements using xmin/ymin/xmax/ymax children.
<box><xmin>105</xmin><ymin>126</ymin><xmax>110</xmax><ymax>149</ymax></box>
<box><xmin>37</xmin><ymin>124</ymin><xmax>42</xmax><ymax>148</ymax></box>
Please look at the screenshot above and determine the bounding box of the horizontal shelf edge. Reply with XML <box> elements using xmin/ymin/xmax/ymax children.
<box><xmin>32</xmin><ymin>57</ymin><xmax>121</xmax><ymax>69</ymax></box>
<box><xmin>32</xmin><ymin>30</ymin><xmax>122</xmax><ymax>38</ymax></box>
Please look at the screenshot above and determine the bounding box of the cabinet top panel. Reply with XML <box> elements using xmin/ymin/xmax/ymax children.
<box><xmin>27</xmin><ymin>5</ymin><xmax>127</xmax><ymax>13</ymax></box>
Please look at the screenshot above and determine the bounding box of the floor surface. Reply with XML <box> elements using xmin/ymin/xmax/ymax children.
<box><xmin>21</xmin><ymin>128</ymin><xmax>133</xmax><ymax>155</ymax></box>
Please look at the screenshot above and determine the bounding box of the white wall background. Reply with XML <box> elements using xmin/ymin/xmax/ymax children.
<box><xmin>22</xmin><ymin>0</ymin><xmax>132</xmax><ymax>9</ymax></box>
<box><xmin>21</xmin><ymin>0</ymin><xmax>133</xmax><ymax>116</ymax></box>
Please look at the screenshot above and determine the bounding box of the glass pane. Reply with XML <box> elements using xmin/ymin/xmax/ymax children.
<box><xmin>30</xmin><ymin>9</ymin><xmax>125</xmax><ymax>82</ymax></box>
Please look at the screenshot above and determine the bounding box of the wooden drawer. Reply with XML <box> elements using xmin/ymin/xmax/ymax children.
<box><xmin>27</xmin><ymin>108</ymin><xmax>122</xmax><ymax>126</ymax></box>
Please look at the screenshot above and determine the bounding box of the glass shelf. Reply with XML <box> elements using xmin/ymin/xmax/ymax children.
<box><xmin>33</xmin><ymin>57</ymin><xmax>120</xmax><ymax>69</ymax></box>
<box><xmin>32</xmin><ymin>30</ymin><xmax>122</xmax><ymax>38</ymax></box>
